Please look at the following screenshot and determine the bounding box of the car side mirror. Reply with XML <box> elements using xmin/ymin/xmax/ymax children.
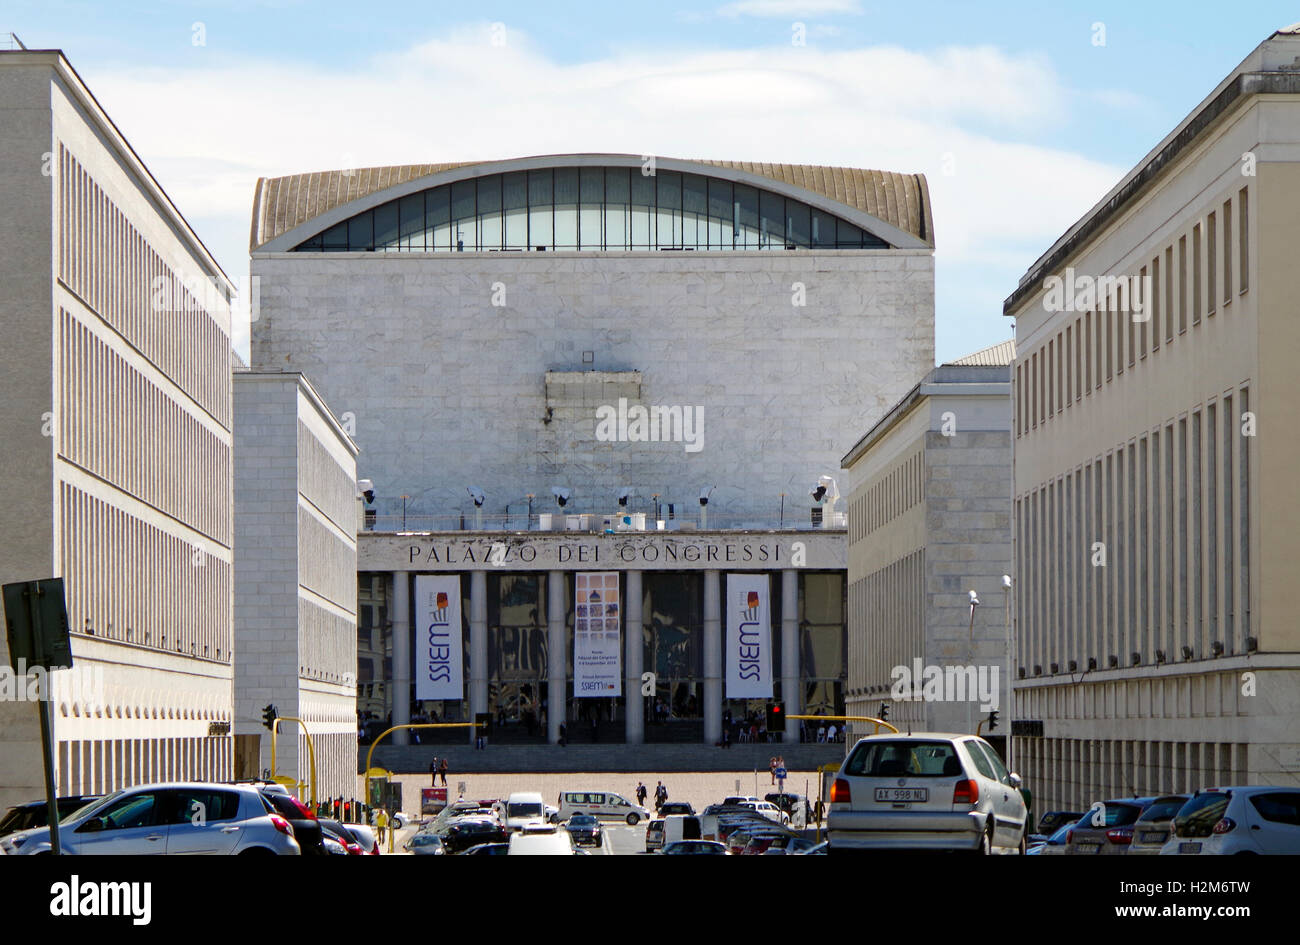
<box><xmin>1008</xmin><ymin>773</ymin><xmax>1022</xmax><ymax>790</ymax></box>
<box><xmin>78</xmin><ymin>817</ymin><xmax>106</xmax><ymax>833</ymax></box>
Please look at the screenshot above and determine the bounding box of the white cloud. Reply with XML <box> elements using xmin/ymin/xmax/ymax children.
<box><xmin>717</xmin><ymin>0</ymin><xmax>863</xmax><ymax>17</ymax></box>
<box><xmin>79</xmin><ymin>26</ymin><xmax>1123</xmax><ymax>361</ymax></box>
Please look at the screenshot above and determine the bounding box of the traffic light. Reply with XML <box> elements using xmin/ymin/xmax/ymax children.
<box><xmin>474</xmin><ymin>712</ymin><xmax>492</xmax><ymax>736</ymax></box>
<box><xmin>766</xmin><ymin>702</ymin><xmax>784</xmax><ymax>731</ymax></box>
<box><xmin>987</xmin><ymin>710</ymin><xmax>999</xmax><ymax>731</ymax></box>
<box><xmin>879</xmin><ymin>702</ymin><xmax>889</xmax><ymax>722</ymax></box>
<box><xmin>261</xmin><ymin>704</ymin><xmax>278</xmax><ymax>731</ymax></box>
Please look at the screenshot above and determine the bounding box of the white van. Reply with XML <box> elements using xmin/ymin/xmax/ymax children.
<box><xmin>503</xmin><ymin>792</ymin><xmax>547</xmax><ymax>832</ymax></box>
<box><xmin>508</xmin><ymin>825</ymin><xmax>575</xmax><ymax>855</ymax></box>
<box><xmin>554</xmin><ymin>790</ymin><xmax>652</xmax><ymax>825</ymax></box>
<box><xmin>661</xmin><ymin>814</ymin><xmax>704</xmax><ymax>845</ymax></box>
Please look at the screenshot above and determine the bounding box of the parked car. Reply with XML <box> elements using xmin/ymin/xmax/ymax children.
<box><xmin>404</xmin><ymin>833</ymin><xmax>446</xmax><ymax>855</ymax></box>
<box><xmin>0</xmin><ymin>796</ymin><xmax>101</xmax><ymax>839</ymax></box>
<box><xmin>736</xmin><ymin>800</ymin><xmax>789</xmax><ymax>826</ymax></box>
<box><xmin>554</xmin><ymin>790</ymin><xmax>651</xmax><ymax>825</ymax></box>
<box><xmin>459</xmin><ymin>842</ymin><xmax>509</xmax><ymax>855</ymax></box>
<box><xmin>645</xmin><ymin>819</ymin><xmax>665</xmax><ymax>853</ymax></box>
<box><xmin>826</xmin><ymin>733</ymin><xmax>1028</xmax><ymax>854</ymax></box>
<box><xmin>318</xmin><ymin>818</ymin><xmax>364</xmax><ymax>855</ymax></box>
<box><xmin>657</xmin><ymin>801</ymin><xmax>695</xmax><ymax>817</ymax></box>
<box><xmin>443</xmin><ymin>819</ymin><xmax>509</xmax><ymax>853</ymax></box>
<box><xmin>1128</xmin><ymin>796</ymin><xmax>1190</xmax><ymax>855</ymax></box>
<box><xmin>727</xmin><ymin>825</ymin><xmax>791</xmax><ymax>855</ymax></box>
<box><xmin>1065</xmin><ymin>797</ymin><xmax>1158</xmax><ymax>854</ymax></box>
<box><xmin>1160</xmin><ymin>787</ymin><xmax>1300</xmax><ymax>855</ymax></box>
<box><xmin>503</xmin><ymin>792</ymin><xmax>547</xmax><ymax>832</ymax></box>
<box><xmin>762</xmin><ymin>836</ymin><xmax>821</xmax><ymax>855</ymax></box>
<box><xmin>564</xmin><ymin>813</ymin><xmax>604</xmax><ymax>847</ymax></box>
<box><xmin>259</xmin><ymin>790</ymin><xmax>327</xmax><ymax>855</ymax></box>
<box><xmin>765</xmin><ymin>792</ymin><xmax>813</xmax><ymax>829</ymax></box>
<box><xmin>0</xmin><ymin>783</ymin><xmax>300</xmax><ymax>855</ymax></box>
<box><xmin>1027</xmin><ymin>817</ymin><xmax>1083</xmax><ymax>855</ymax></box>
<box><xmin>341</xmin><ymin>822</ymin><xmax>380</xmax><ymax>854</ymax></box>
<box><xmin>1030</xmin><ymin>810</ymin><xmax>1085</xmax><ymax>843</ymax></box>
<box><xmin>791</xmin><ymin>841</ymin><xmax>828</xmax><ymax>855</ymax></box>
<box><xmin>660</xmin><ymin>840</ymin><xmax>729</xmax><ymax>855</ymax></box>
<box><xmin>508</xmin><ymin>825</ymin><xmax>575</xmax><ymax>855</ymax></box>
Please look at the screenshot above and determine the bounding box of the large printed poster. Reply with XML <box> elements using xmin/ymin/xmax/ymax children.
<box><xmin>726</xmin><ymin>574</ymin><xmax>773</xmax><ymax>699</ymax></box>
<box><xmin>414</xmin><ymin>575</ymin><xmax>464</xmax><ymax>701</ymax></box>
<box><xmin>574</xmin><ymin>572</ymin><xmax>621</xmax><ymax>697</ymax></box>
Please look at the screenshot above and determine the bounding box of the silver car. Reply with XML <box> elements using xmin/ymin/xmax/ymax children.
<box><xmin>827</xmin><ymin>733</ymin><xmax>1028</xmax><ymax>854</ymax></box>
<box><xmin>0</xmin><ymin>782</ymin><xmax>300</xmax><ymax>855</ymax></box>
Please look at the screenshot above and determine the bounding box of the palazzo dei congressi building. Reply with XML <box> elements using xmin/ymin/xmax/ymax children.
<box><xmin>248</xmin><ymin>155</ymin><xmax>935</xmax><ymax>746</ymax></box>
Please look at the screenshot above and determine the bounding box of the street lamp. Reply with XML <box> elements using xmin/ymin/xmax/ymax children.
<box><xmin>967</xmin><ymin>590</ymin><xmax>980</xmax><ymax>734</ymax></box>
<box><xmin>1002</xmin><ymin>574</ymin><xmax>1013</xmax><ymax>774</ymax></box>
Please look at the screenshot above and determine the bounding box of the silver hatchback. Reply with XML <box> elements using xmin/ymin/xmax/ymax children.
<box><xmin>0</xmin><ymin>783</ymin><xmax>301</xmax><ymax>855</ymax></box>
<box><xmin>827</xmin><ymin>734</ymin><xmax>1028</xmax><ymax>854</ymax></box>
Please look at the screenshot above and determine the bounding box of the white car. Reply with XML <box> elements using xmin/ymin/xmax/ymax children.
<box><xmin>553</xmin><ymin>790</ymin><xmax>652</xmax><ymax>825</ymax></box>
<box><xmin>736</xmin><ymin>800</ymin><xmax>789</xmax><ymax>826</ymax></box>
<box><xmin>508</xmin><ymin>824</ymin><xmax>576</xmax><ymax>855</ymax></box>
<box><xmin>0</xmin><ymin>783</ymin><xmax>301</xmax><ymax>856</ymax></box>
<box><xmin>1159</xmin><ymin>787</ymin><xmax>1300</xmax><ymax>855</ymax></box>
<box><xmin>827</xmin><ymin>733</ymin><xmax>1028</xmax><ymax>854</ymax></box>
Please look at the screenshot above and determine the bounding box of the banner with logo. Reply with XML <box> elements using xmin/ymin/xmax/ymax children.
<box><xmin>414</xmin><ymin>575</ymin><xmax>463</xmax><ymax>701</ymax></box>
<box><xmin>574</xmin><ymin>572</ymin><xmax>621</xmax><ymax>697</ymax></box>
<box><xmin>726</xmin><ymin>574</ymin><xmax>772</xmax><ymax>698</ymax></box>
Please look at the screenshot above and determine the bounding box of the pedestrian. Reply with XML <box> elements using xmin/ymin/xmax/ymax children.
<box><xmin>559</xmin><ymin>722</ymin><xmax>567</xmax><ymax>747</ymax></box>
<box><xmin>770</xmin><ymin>756</ymin><xmax>778</xmax><ymax>784</ymax></box>
<box><xmin>817</xmin><ymin>723</ymin><xmax>827</xmax><ymax>743</ymax></box>
<box><xmin>655</xmin><ymin>781</ymin><xmax>667</xmax><ymax>810</ymax></box>
<box><xmin>430</xmin><ymin>756</ymin><xmax>438</xmax><ymax>786</ymax></box>
<box><xmin>722</xmin><ymin>727</ymin><xmax>731</xmax><ymax>749</ymax></box>
<box><xmin>827</xmin><ymin>723</ymin><xmax>838</xmax><ymax>743</ymax></box>
<box><xmin>636</xmin><ymin>781</ymin><xmax>647</xmax><ymax>807</ymax></box>
<box><xmin>439</xmin><ymin>757</ymin><xmax>448</xmax><ymax>786</ymax></box>
<box><xmin>376</xmin><ymin>807</ymin><xmax>388</xmax><ymax>844</ymax></box>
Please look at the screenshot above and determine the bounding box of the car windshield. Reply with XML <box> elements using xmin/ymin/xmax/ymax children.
<box><xmin>843</xmin><ymin>740</ymin><xmax>960</xmax><ymax>778</ymax></box>
<box><xmin>62</xmin><ymin>791</ymin><xmax>122</xmax><ymax>825</ymax></box>
<box><xmin>507</xmin><ymin>803</ymin><xmax>542</xmax><ymax>818</ymax></box>
<box><xmin>570</xmin><ymin>815</ymin><xmax>596</xmax><ymax>825</ymax></box>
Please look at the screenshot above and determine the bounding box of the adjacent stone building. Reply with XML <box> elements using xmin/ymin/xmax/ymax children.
<box><xmin>233</xmin><ymin>371</ymin><xmax>359</xmax><ymax>800</ymax></box>
<box><xmin>1004</xmin><ymin>26</ymin><xmax>1300</xmax><ymax>808</ymax></box>
<box><xmin>842</xmin><ymin>342</ymin><xmax>1014</xmax><ymax>741</ymax></box>
<box><xmin>0</xmin><ymin>47</ymin><xmax>235</xmax><ymax>810</ymax></box>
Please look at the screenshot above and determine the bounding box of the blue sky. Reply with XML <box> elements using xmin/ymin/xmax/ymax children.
<box><xmin>8</xmin><ymin>1</ymin><xmax>1296</xmax><ymax>361</ymax></box>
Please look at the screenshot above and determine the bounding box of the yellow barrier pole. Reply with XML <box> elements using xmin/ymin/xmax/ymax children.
<box><xmin>271</xmin><ymin>717</ymin><xmax>318</xmax><ymax>808</ymax></box>
<box><xmin>362</xmin><ymin>722</ymin><xmax>482</xmax><ymax>851</ymax></box>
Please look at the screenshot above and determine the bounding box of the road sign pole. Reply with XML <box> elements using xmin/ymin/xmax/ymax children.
<box><xmin>28</xmin><ymin>583</ymin><xmax>61</xmax><ymax>856</ymax></box>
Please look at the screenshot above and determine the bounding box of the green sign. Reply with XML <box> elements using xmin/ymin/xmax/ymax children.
<box><xmin>3</xmin><ymin>579</ymin><xmax>73</xmax><ymax>672</ymax></box>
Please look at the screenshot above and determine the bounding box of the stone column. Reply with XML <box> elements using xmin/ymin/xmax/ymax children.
<box><xmin>782</xmin><ymin>569</ymin><xmax>800</xmax><ymax>743</ymax></box>
<box><xmin>703</xmin><ymin>569</ymin><xmax>721</xmax><ymax>745</ymax></box>
<box><xmin>547</xmin><ymin>570</ymin><xmax>567</xmax><ymax>744</ymax></box>
<box><xmin>391</xmin><ymin>571</ymin><xmax>411</xmax><ymax>746</ymax></box>
<box><xmin>469</xmin><ymin>570</ymin><xmax>488</xmax><ymax>746</ymax></box>
<box><xmin>624</xmin><ymin>570</ymin><xmax>644</xmax><ymax>745</ymax></box>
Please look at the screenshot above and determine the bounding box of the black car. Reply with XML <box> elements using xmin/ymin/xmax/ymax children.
<box><xmin>259</xmin><ymin>790</ymin><xmax>327</xmax><ymax>855</ymax></box>
<box><xmin>443</xmin><ymin>819</ymin><xmax>509</xmax><ymax>854</ymax></box>
<box><xmin>460</xmin><ymin>842</ymin><xmax>509</xmax><ymax>855</ymax></box>
<box><xmin>1035</xmin><ymin>810</ymin><xmax>1086</xmax><ymax>838</ymax></box>
<box><xmin>658</xmin><ymin>802</ymin><xmax>695</xmax><ymax>817</ymax></box>
<box><xmin>564</xmin><ymin>813</ymin><xmax>603</xmax><ymax>846</ymax></box>
<box><xmin>0</xmin><ymin>796</ymin><xmax>101</xmax><ymax>839</ymax></box>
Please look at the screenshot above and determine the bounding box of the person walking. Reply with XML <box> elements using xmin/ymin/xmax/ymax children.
<box><xmin>376</xmin><ymin>808</ymin><xmax>388</xmax><ymax>844</ymax></box>
<box><xmin>438</xmin><ymin>757</ymin><xmax>449</xmax><ymax>786</ymax></box>
<box><xmin>654</xmin><ymin>781</ymin><xmax>667</xmax><ymax>811</ymax></box>
<box><xmin>769</xmin><ymin>756</ymin><xmax>778</xmax><ymax>785</ymax></box>
<box><xmin>429</xmin><ymin>757</ymin><xmax>439</xmax><ymax>787</ymax></box>
<box><xmin>636</xmin><ymin>782</ymin><xmax>647</xmax><ymax>807</ymax></box>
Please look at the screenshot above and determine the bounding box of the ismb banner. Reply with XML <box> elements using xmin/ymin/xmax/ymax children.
<box><xmin>574</xmin><ymin>571</ymin><xmax>621</xmax><ymax>697</ymax></box>
<box><xmin>414</xmin><ymin>575</ymin><xmax>463</xmax><ymax>701</ymax></box>
<box><xmin>726</xmin><ymin>573</ymin><xmax>772</xmax><ymax>699</ymax></box>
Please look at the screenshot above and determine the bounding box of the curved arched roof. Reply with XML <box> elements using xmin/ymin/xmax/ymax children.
<box><xmin>249</xmin><ymin>154</ymin><xmax>933</xmax><ymax>251</ymax></box>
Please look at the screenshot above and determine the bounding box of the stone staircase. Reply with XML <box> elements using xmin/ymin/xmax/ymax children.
<box><xmin>360</xmin><ymin>741</ymin><xmax>848</xmax><ymax>774</ymax></box>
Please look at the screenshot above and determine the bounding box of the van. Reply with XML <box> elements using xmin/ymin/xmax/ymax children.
<box><xmin>661</xmin><ymin>814</ymin><xmax>703</xmax><ymax>845</ymax></box>
<box><xmin>503</xmin><ymin>792</ymin><xmax>547</xmax><ymax>832</ymax></box>
<box><xmin>554</xmin><ymin>790</ymin><xmax>652</xmax><ymax>825</ymax></box>
<box><xmin>508</xmin><ymin>825</ymin><xmax>575</xmax><ymax>855</ymax></box>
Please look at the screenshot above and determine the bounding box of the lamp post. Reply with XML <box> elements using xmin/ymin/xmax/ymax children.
<box><xmin>1002</xmin><ymin>574</ymin><xmax>1013</xmax><ymax>773</ymax></box>
<box><xmin>966</xmin><ymin>590</ymin><xmax>980</xmax><ymax>734</ymax></box>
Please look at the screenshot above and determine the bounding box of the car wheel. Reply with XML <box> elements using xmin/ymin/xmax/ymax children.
<box><xmin>549</xmin><ymin>813</ymin><xmax>559</xmax><ymax>824</ymax></box>
<box><xmin>976</xmin><ymin>821</ymin><xmax>993</xmax><ymax>855</ymax></box>
<box><xmin>626</xmin><ymin>813</ymin><xmax>639</xmax><ymax>825</ymax></box>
